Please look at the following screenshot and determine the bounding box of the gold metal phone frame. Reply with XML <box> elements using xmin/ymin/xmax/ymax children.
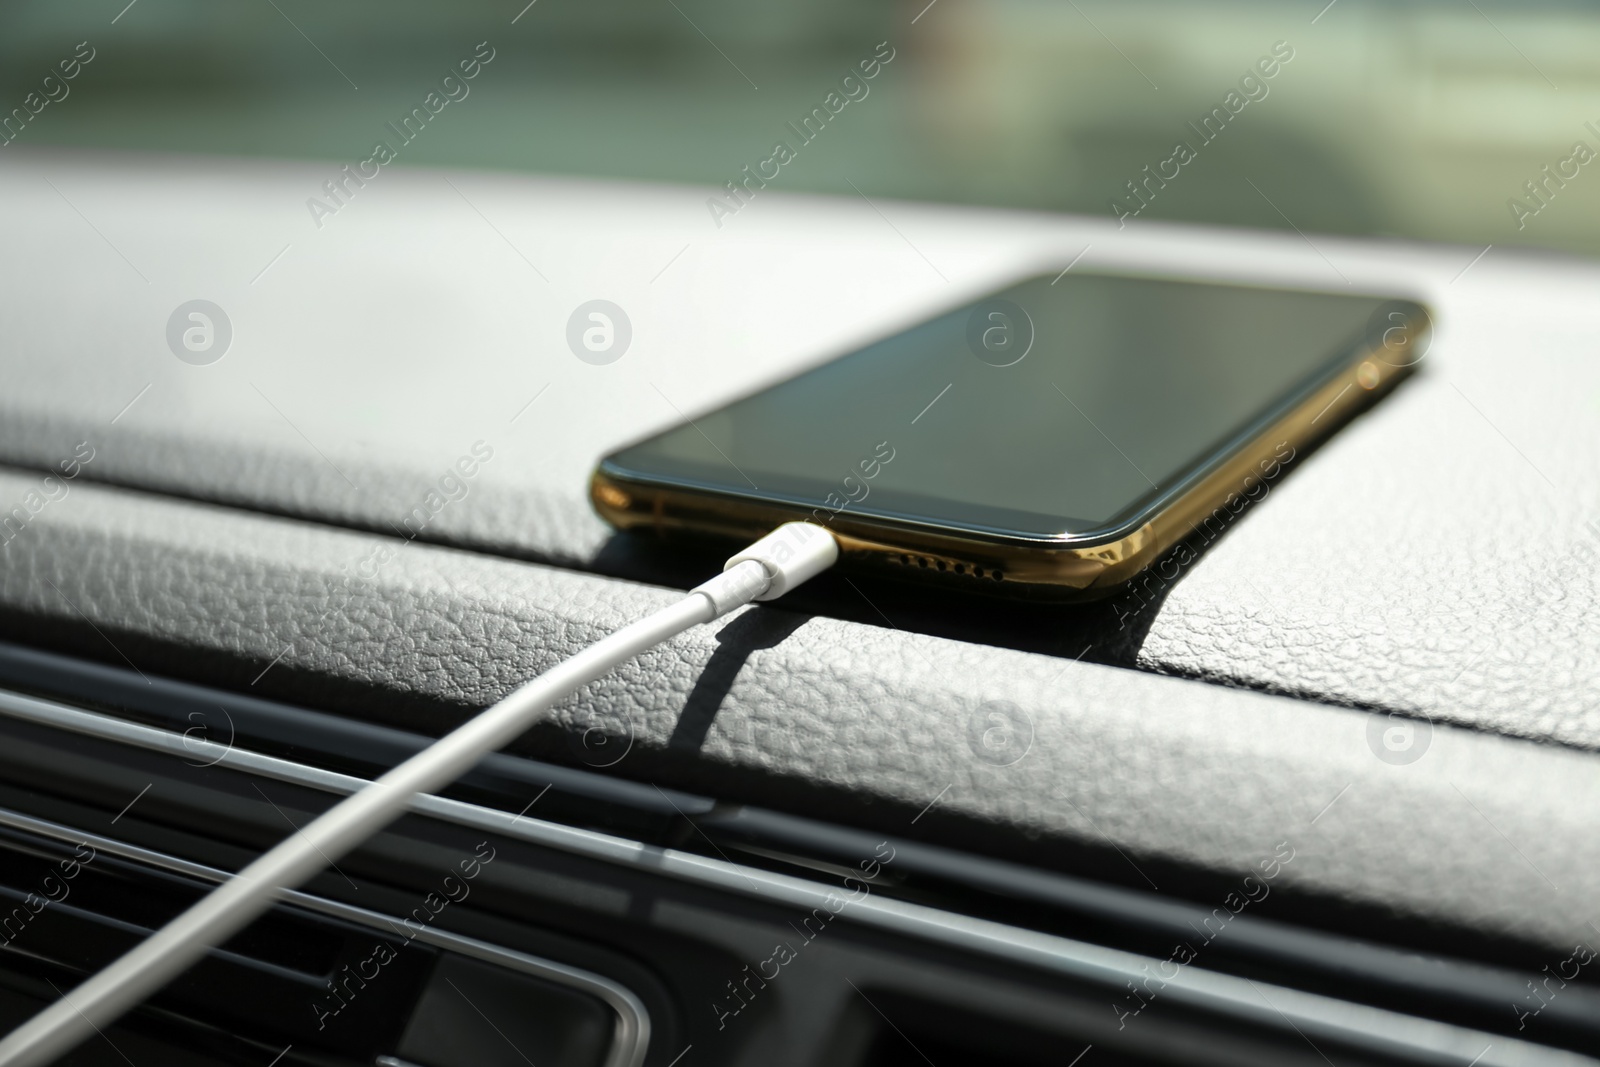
<box><xmin>591</xmin><ymin>328</ymin><xmax>1421</xmax><ymax>602</ymax></box>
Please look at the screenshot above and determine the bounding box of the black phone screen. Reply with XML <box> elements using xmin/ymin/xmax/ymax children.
<box><xmin>602</xmin><ymin>272</ymin><xmax>1402</xmax><ymax>541</ymax></box>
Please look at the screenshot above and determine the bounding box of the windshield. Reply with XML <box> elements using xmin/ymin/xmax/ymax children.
<box><xmin>1</xmin><ymin>0</ymin><xmax>1593</xmax><ymax>256</ymax></box>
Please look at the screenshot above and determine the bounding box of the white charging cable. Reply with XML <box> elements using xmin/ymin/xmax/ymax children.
<box><xmin>0</xmin><ymin>522</ymin><xmax>839</xmax><ymax>1067</ymax></box>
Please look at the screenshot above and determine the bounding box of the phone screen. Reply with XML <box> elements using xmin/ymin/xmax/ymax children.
<box><xmin>603</xmin><ymin>273</ymin><xmax>1398</xmax><ymax>541</ymax></box>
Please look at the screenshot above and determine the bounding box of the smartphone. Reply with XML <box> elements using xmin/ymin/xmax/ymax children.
<box><xmin>591</xmin><ymin>271</ymin><xmax>1429</xmax><ymax>600</ymax></box>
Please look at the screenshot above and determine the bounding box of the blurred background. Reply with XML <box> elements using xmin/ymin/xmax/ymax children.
<box><xmin>2</xmin><ymin>0</ymin><xmax>1599</xmax><ymax>254</ymax></box>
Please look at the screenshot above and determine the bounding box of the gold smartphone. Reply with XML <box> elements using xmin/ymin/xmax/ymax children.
<box><xmin>591</xmin><ymin>270</ymin><xmax>1428</xmax><ymax>601</ymax></box>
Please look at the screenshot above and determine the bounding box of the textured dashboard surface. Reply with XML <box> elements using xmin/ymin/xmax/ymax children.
<box><xmin>1</xmin><ymin>149</ymin><xmax>1598</xmax><ymax>958</ymax></box>
<box><xmin>0</xmin><ymin>468</ymin><xmax>1596</xmax><ymax>960</ymax></box>
<box><xmin>1</xmin><ymin>149</ymin><xmax>1597</xmax><ymax>752</ymax></box>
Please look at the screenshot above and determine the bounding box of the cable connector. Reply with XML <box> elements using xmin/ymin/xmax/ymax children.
<box><xmin>692</xmin><ymin>522</ymin><xmax>838</xmax><ymax>616</ymax></box>
<box><xmin>722</xmin><ymin>521</ymin><xmax>839</xmax><ymax>601</ymax></box>
<box><xmin>691</xmin><ymin>559</ymin><xmax>771</xmax><ymax>618</ymax></box>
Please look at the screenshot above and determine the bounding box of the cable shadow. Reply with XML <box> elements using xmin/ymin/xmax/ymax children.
<box><xmin>668</xmin><ymin>607</ymin><xmax>811</xmax><ymax>753</ymax></box>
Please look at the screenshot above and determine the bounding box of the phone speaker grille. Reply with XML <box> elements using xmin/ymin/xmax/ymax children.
<box><xmin>893</xmin><ymin>553</ymin><xmax>1004</xmax><ymax>582</ymax></box>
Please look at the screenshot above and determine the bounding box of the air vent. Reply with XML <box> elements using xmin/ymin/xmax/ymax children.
<box><xmin>848</xmin><ymin>990</ymin><xmax>1169</xmax><ymax>1067</ymax></box>
<box><xmin>0</xmin><ymin>832</ymin><xmax>431</xmax><ymax>1060</ymax></box>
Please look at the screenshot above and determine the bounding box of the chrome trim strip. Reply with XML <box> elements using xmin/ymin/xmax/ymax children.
<box><xmin>0</xmin><ymin>806</ymin><xmax>650</xmax><ymax>1067</ymax></box>
<box><xmin>0</xmin><ymin>687</ymin><xmax>1589</xmax><ymax>1067</ymax></box>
